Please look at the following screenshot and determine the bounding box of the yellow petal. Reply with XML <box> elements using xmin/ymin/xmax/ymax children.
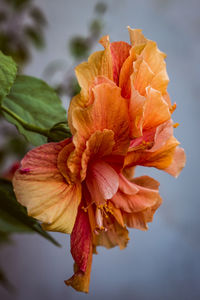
<box><xmin>75</xmin><ymin>43</ymin><xmax>113</xmax><ymax>100</ymax></box>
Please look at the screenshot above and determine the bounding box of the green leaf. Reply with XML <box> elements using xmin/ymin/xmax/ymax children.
<box><xmin>48</xmin><ymin>121</ymin><xmax>72</xmax><ymax>142</ymax></box>
<box><xmin>2</xmin><ymin>75</ymin><xmax>67</xmax><ymax>146</ymax></box>
<box><xmin>0</xmin><ymin>179</ymin><xmax>60</xmax><ymax>246</ymax></box>
<box><xmin>0</xmin><ymin>51</ymin><xmax>17</xmax><ymax>104</ymax></box>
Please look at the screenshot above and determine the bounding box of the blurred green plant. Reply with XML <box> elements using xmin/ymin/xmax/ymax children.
<box><xmin>0</xmin><ymin>0</ymin><xmax>48</xmax><ymax>184</ymax></box>
<box><xmin>44</xmin><ymin>2</ymin><xmax>107</xmax><ymax>98</ymax></box>
<box><xmin>0</xmin><ymin>0</ymin><xmax>48</xmax><ymax>172</ymax></box>
<box><xmin>0</xmin><ymin>0</ymin><xmax>46</xmax><ymax>67</ymax></box>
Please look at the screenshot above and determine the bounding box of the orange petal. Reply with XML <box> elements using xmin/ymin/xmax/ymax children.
<box><xmin>151</xmin><ymin>69</ymin><xmax>169</xmax><ymax>95</ymax></box>
<box><xmin>86</xmin><ymin>160</ymin><xmax>119</xmax><ymax>205</ymax></box>
<box><xmin>164</xmin><ymin>146</ymin><xmax>186</xmax><ymax>177</ymax></box>
<box><xmin>118</xmin><ymin>173</ymin><xmax>139</xmax><ymax>195</ymax></box>
<box><xmin>13</xmin><ymin>140</ymin><xmax>81</xmax><ymax>234</ymax></box>
<box><xmin>128</xmin><ymin>27</ymin><xmax>147</xmax><ymax>46</ymax></box>
<box><xmin>108</xmin><ymin>201</ymin><xmax>125</xmax><ymax>227</ymax></box>
<box><xmin>121</xmin><ymin>175</ymin><xmax>162</xmax><ymax>229</ymax></box>
<box><xmin>110</xmin><ymin>41</ymin><xmax>131</xmax><ymax>84</ymax></box>
<box><xmin>129</xmin><ymin>86</ymin><xmax>146</xmax><ymax>137</ymax></box>
<box><xmin>68</xmin><ymin>83</ymin><xmax>130</xmax><ymax>178</ymax></box>
<box><xmin>119</xmin><ymin>47</ymin><xmax>137</xmax><ymax>99</ymax></box>
<box><xmin>132</xmin><ymin>39</ymin><xmax>169</xmax><ymax>95</ymax></box>
<box><xmin>149</xmin><ymin>120</ymin><xmax>173</xmax><ymax>152</ymax></box>
<box><xmin>68</xmin><ymin>93</ymin><xmax>84</xmax><ymax>135</ymax></box>
<box><xmin>81</xmin><ymin>129</ymin><xmax>115</xmax><ymax>180</ymax></box>
<box><xmin>133</xmin><ymin>60</ymin><xmax>154</xmax><ymax>96</ymax></box>
<box><xmin>141</xmin><ymin>40</ymin><xmax>167</xmax><ymax>75</ymax></box>
<box><xmin>112</xmin><ymin>175</ymin><xmax>160</xmax><ymax>213</ymax></box>
<box><xmin>142</xmin><ymin>87</ymin><xmax>171</xmax><ymax>130</ymax></box>
<box><xmin>123</xmin><ymin>193</ymin><xmax>162</xmax><ymax>230</ymax></box>
<box><xmin>125</xmin><ymin>134</ymin><xmax>180</xmax><ymax>172</ymax></box>
<box><xmin>75</xmin><ymin>50</ymin><xmax>112</xmax><ymax>100</ymax></box>
<box><xmin>57</xmin><ymin>141</ymin><xmax>75</xmax><ymax>183</ymax></box>
<box><xmin>72</xmin><ymin>83</ymin><xmax>129</xmax><ymax>152</ymax></box>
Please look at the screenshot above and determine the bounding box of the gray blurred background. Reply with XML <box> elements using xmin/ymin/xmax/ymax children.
<box><xmin>0</xmin><ymin>0</ymin><xmax>200</xmax><ymax>299</ymax></box>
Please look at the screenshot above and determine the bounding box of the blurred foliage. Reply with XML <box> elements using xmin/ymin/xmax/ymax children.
<box><xmin>44</xmin><ymin>2</ymin><xmax>107</xmax><ymax>98</ymax></box>
<box><xmin>0</xmin><ymin>2</ymin><xmax>107</xmax><ymax>291</ymax></box>
<box><xmin>0</xmin><ymin>0</ymin><xmax>47</xmax><ymax>174</ymax></box>
<box><xmin>0</xmin><ymin>0</ymin><xmax>46</xmax><ymax>67</ymax></box>
<box><xmin>0</xmin><ymin>0</ymin><xmax>47</xmax><ymax>183</ymax></box>
<box><xmin>69</xmin><ymin>36</ymin><xmax>90</xmax><ymax>59</ymax></box>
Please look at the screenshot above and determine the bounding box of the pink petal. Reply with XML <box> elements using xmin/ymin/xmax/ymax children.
<box><xmin>86</xmin><ymin>160</ymin><xmax>119</xmax><ymax>205</ymax></box>
<box><xmin>112</xmin><ymin>175</ymin><xmax>160</xmax><ymax>213</ymax></box>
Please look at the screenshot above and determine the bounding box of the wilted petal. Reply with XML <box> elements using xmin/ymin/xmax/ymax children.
<box><xmin>65</xmin><ymin>239</ymin><xmax>92</xmax><ymax>293</ymax></box>
<box><xmin>108</xmin><ymin>201</ymin><xmax>125</xmax><ymax>227</ymax></box>
<box><xmin>95</xmin><ymin>219</ymin><xmax>129</xmax><ymax>250</ymax></box>
<box><xmin>70</xmin><ymin>209</ymin><xmax>92</xmax><ymax>273</ymax></box>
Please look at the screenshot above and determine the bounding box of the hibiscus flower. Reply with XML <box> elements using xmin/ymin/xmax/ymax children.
<box><xmin>68</xmin><ymin>27</ymin><xmax>185</xmax><ymax>177</ymax></box>
<box><xmin>13</xmin><ymin>27</ymin><xmax>185</xmax><ymax>293</ymax></box>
